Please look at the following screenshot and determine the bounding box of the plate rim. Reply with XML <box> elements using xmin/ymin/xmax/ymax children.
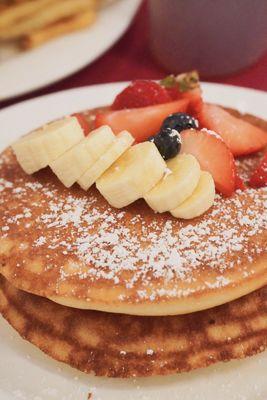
<box><xmin>1</xmin><ymin>81</ymin><xmax>266</xmax><ymax>114</ymax></box>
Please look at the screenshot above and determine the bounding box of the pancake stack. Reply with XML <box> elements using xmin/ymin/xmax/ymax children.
<box><xmin>0</xmin><ymin>109</ymin><xmax>266</xmax><ymax>378</ymax></box>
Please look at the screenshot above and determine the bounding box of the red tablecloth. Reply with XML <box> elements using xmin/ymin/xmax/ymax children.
<box><xmin>1</xmin><ymin>0</ymin><xmax>267</xmax><ymax>110</ymax></box>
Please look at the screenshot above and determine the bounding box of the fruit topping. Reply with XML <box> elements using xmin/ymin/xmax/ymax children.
<box><xmin>180</xmin><ymin>129</ymin><xmax>236</xmax><ymax>196</ymax></box>
<box><xmin>96</xmin><ymin>142</ymin><xmax>166</xmax><ymax>208</ymax></box>
<box><xmin>171</xmin><ymin>171</ymin><xmax>215</xmax><ymax>219</ymax></box>
<box><xmin>148</xmin><ymin>128</ymin><xmax>181</xmax><ymax>160</ymax></box>
<box><xmin>111</xmin><ymin>80</ymin><xmax>171</xmax><ymax>110</ymax></box>
<box><xmin>161</xmin><ymin>70</ymin><xmax>200</xmax><ymax>94</ymax></box>
<box><xmin>144</xmin><ymin>154</ymin><xmax>201</xmax><ymax>213</ymax></box>
<box><xmin>72</xmin><ymin>113</ymin><xmax>90</xmax><ymax>136</ymax></box>
<box><xmin>50</xmin><ymin>126</ymin><xmax>115</xmax><ymax>188</ymax></box>
<box><xmin>77</xmin><ymin>130</ymin><xmax>134</xmax><ymax>190</ymax></box>
<box><xmin>95</xmin><ymin>99</ymin><xmax>189</xmax><ymax>142</ymax></box>
<box><xmin>198</xmin><ymin>103</ymin><xmax>267</xmax><ymax>156</ymax></box>
<box><xmin>160</xmin><ymin>70</ymin><xmax>203</xmax><ymax>114</ymax></box>
<box><xmin>14</xmin><ymin>72</ymin><xmax>264</xmax><ymax>222</ymax></box>
<box><xmin>12</xmin><ymin>116</ymin><xmax>84</xmax><ymax>175</ymax></box>
<box><xmin>249</xmin><ymin>152</ymin><xmax>267</xmax><ymax>188</ymax></box>
<box><xmin>161</xmin><ymin>112</ymin><xmax>199</xmax><ymax>132</ymax></box>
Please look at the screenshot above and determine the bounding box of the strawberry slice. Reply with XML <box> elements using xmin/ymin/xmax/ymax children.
<box><xmin>111</xmin><ymin>80</ymin><xmax>171</xmax><ymax>110</ymax></box>
<box><xmin>249</xmin><ymin>152</ymin><xmax>267</xmax><ymax>188</ymax></box>
<box><xmin>72</xmin><ymin>113</ymin><xmax>90</xmax><ymax>136</ymax></box>
<box><xmin>180</xmin><ymin>129</ymin><xmax>236</xmax><ymax>196</ymax></box>
<box><xmin>95</xmin><ymin>99</ymin><xmax>189</xmax><ymax>142</ymax></box>
<box><xmin>198</xmin><ymin>103</ymin><xmax>267</xmax><ymax>156</ymax></box>
<box><xmin>183</xmin><ymin>88</ymin><xmax>203</xmax><ymax>115</ymax></box>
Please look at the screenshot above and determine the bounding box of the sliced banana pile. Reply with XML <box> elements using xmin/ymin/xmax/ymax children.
<box><xmin>12</xmin><ymin>116</ymin><xmax>84</xmax><ymax>175</ymax></box>
<box><xmin>12</xmin><ymin>116</ymin><xmax>215</xmax><ymax>220</ymax></box>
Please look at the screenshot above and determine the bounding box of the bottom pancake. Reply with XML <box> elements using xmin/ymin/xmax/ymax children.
<box><xmin>0</xmin><ymin>275</ymin><xmax>267</xmax><ymax>378</ymax></box>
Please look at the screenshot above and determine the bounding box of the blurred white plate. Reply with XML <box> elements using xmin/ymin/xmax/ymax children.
<box><xmin>0</xmin><ymin>0</ymin><xmax>141</xmax><ymax>101</ymax></box>
<box><xmin>0</xmin><ymin>82</ymin><xmax>267</xmax><ymax>400</ymax></box>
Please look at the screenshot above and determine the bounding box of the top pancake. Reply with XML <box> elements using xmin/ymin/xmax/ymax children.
<box><xmin>0</xmin><ymin>109</ymin><xmax>266</xmax><ymax>316</ymax></box>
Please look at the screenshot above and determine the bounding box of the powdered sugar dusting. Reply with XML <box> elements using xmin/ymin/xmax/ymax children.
<box><xmin>0</xmin><ymin>178</ymin><xmax>13</xmax><ymax>192</ymax></box>
<box><xmin>235</xmin><ymin>152</ymin><xmax>264</xmax><ymax>182</ymax></box>
<box><xmin>201</xmin><ymin>128</ymin><xmax>224</xmax><ymax>142</ymax></box>
<box><xmin>0</xmin><ymin>149</ymin><xmax>266</xmax><ymax>302</ymax></box>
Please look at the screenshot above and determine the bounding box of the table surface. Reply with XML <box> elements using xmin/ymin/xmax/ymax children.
<box><xmin>1</xmin><ymin>0</ymin><xmax>267</xmax><ymax>110</ymax></box>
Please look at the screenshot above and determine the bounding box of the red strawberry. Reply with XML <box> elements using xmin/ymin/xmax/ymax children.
<box><xmin>198</xmin><ymin>103</ymin><xmax>267</xmax><ymax>156</ymax></box>
<box><xmin>180</xmin><ymin>129</ymin><xmax>236</xmax><ymax>196</ymax></box>
<box><xmin>72</xmin><ymin>113</ymin><xmax>90</xmax><ymax>136</ymax></box>
<box><xmin>111</xmin><ymin>80</ymin><xmax>171</xmax><ymax>110</ymax></box>
<box><xmin>165</xmin><ymin>86</ymin><xmax>180</xmax><ymax>101</ymax></box>
<box><xmin>95</xmin><ymin>99</ymin><xmax>189</xmax><ymax>142</ymax></box>
<box><xmin>183</xmin><ymin>88</ymin><xmax>203</xmax><ymax>115</ymax></box>
<box><xmin>161</xmin><ymin>71</ymin><xmax>203</xmax><ymax>115</ymax></box>
<box><xmin>249</xmin><ymin>152</ymin><xmax>267</xmax><ymax>188</ymax></box>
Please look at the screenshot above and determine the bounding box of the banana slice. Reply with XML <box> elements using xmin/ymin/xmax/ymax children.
<box><xmin>12</xmin><ymin>116</ymin><xmax>84</xmax><ymax>174</ymax></box>
<box><xmin>96</xmin><ymin>142</ymin><xmax>166</xmax><ymax>208</ymax></box>
<box><xmin>144</xmin><ymin>154</ymin><xmax>200</xmax><ymax>213</ymax></box>
<box><xmin>171</xmin><ymin>171</ymin><xmax>215</xmax><ymax>219</ymax></box>
<box><xmin>78</xmin><ymin>130</ymin><xmax>134</xmax><ymax>190</ymax></box>
<box><xmin>50</xmin><ymin>126</ymin><xmax>115</xmax><ymax>188</ymax></box>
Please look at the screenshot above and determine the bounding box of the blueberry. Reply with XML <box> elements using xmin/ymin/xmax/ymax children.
<box><xmin>161</xmin><ymin>112</ymin><xmax>199</xmax><ymax>133</ymax></box>
<box><xmin>149</xmin><ymin>127</ymin><xmax>181</xmax><ymax>160</ymax></box>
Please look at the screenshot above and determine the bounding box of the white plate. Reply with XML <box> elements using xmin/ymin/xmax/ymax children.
<box><xmin>0</xmin><ymin>82</ymin><xmax>267</xmax><ymax>400</ymax></box>
<box><xmin>0</xmin><ymin>0</ymin><xmax>141</xmax><ymax>101</ymax></box>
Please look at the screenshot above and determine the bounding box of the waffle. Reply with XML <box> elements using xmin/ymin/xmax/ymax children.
<box><xmin>0</xmin><ymin>109</ymin><xmax>266</xmax><ymax>316</ymax></box>
<box><xmin>0</xmin><ymin>275</ymin><xmax>266</xmax><ymax>378</ymax></box>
